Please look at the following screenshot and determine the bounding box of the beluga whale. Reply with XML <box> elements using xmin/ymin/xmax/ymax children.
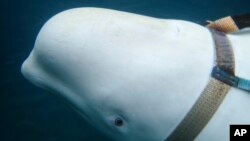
<box><xmin>21</xmin><ymin>8</ymin><xmax>250</xmax><ymax>141</ymax></box>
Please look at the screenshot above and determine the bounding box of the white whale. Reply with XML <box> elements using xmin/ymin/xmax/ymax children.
<box><xmin>21</xmin><ymin>8</ymin><xmax>250</xmax><ymax>141</ymax></box>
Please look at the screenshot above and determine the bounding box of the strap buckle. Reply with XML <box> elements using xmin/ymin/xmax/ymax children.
<box><xmin>212</xmin><ymin>66</ymin><xmax>250</xmax><ymax>92</ymax></box>
<box><xmin>212</xmin><ymin>66</ymin><xmax>239</xmax><ymax>87</ymax></box>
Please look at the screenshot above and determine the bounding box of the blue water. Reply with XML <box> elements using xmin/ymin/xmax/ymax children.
<box><xmin>1</xmin><ymin>0</ymin><xmax>250</xmax><ymax>141</ymax></box>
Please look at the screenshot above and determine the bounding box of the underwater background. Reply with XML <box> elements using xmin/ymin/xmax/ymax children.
<box><xmin>1</xmin><ymin>0</ymin><xmax>250</xmax><ymax>141</ymax></box>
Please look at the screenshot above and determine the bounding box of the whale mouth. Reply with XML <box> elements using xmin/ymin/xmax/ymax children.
<box><xmin>21</xmin><ymin>52</ymin><xmax>55</xmax><ymax>92</ymax></box>
<box><xmin>21</xmin><ymin>54</ymin><xmax>45</xmax><ymax>89</ymax></box>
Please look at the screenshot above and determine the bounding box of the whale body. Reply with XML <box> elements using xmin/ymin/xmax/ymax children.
<box><xmin>21</xmin><ymin>8</ymin><xmax>250</xmax><ymax>141</ymax></box>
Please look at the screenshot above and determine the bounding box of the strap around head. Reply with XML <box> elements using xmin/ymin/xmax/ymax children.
<box><xmin>165</xmin><ymin>13</ymin><xmax>250</xmax><ymax>141</ymax></box>
<box><xmin>206</xmin><ymin>13</ymin><xmax>250</xmax><ymax>33</ymax></box>
<box><xmin>207</xmin><ymin>16</ymin><xmax>239</xmax><ymax>33</ymax></box>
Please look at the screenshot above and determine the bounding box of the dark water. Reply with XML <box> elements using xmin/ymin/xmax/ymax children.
<box><xmin>1</xmin><ymin>0</ymin><xmax>250</xmax><ymax>141</ymax></box>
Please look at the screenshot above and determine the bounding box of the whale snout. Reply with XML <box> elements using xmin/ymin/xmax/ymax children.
<box><xmin>21</xmin><ymin>52</ymin><xmax>47</xmax><ymax>89</ymax></box>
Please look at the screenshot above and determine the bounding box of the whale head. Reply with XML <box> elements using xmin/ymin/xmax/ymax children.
<box><xmin>21</xmin><ymin>8</ymin><xmax>213</xmax><ymax>141</ymax></box>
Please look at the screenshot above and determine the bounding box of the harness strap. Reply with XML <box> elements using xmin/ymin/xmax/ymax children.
<box><xmin>211</xmin><ymin>29</ymin><xmax>235</xmax><ymax>74</ymax></box>
<box><xmin>212</xmin><ymin>67</ymin><xmax>250</xmax><ymax>92</ymax></box>
<box><xmin>207</xmin><ymin>16</ymin><xmax>239</xmax><ymax>33</ymax></box>
<box><xmin>208</xmin><ymin>16</ymin><xmax>250</xmax><ymax>92</ymax></box>
<box><xmin>165</xmin><ymin>14</ymin><xmax>250</xmax><ymax>141</ymax></box>
<box><xmin>166</xmin><ymin>78</ymin><xmax>230</xmax><ymax>141</ymax></box>
<box><xmin>165</xmin><ymin>29</ymin><xmax>233</xmax><ymax>141</ymax></box>
<box><xmin>206</xmin><ymin>13</ymin><xmax>250</xmax><ymax>33</ymax></box>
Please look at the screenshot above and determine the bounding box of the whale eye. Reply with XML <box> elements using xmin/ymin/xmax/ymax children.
<box><xmin>114</xmin><ymin>117</ymin><xmax>123</xmax><ymax>127</ymax></box>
